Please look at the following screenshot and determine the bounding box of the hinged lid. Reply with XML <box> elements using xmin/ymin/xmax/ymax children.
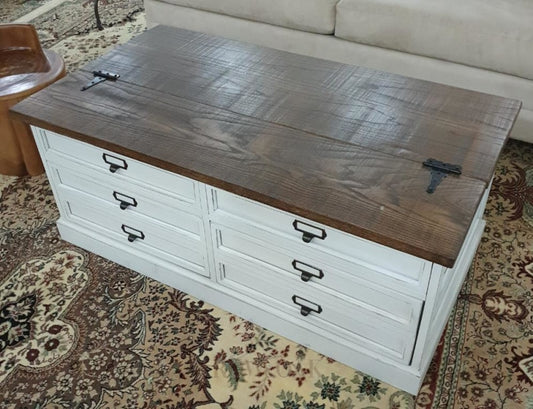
<box><xmin>10</xmin><ymin>26</ymin><xmax>522</xmax><ymax>267</ymax></box>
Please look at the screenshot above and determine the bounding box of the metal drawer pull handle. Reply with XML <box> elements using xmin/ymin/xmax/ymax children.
<box><xmin>292</xmin><ymin>260</ymin><xmax>324</xmax><ymax>282</ymax></box>
<box><xmin>102</xmin><ymin>153</ymin><xmax>128</xmax><ymax>173</ymax></box>
<box><xmin>292</xmin><ymin>220</ymin><xmax>327</xmax><ymax>243</ymax></box>
<box><xmin>121</xmin><ymin>224</ymin><xmax>145</xmax><ymax>242</ymax></box>
<box><xmin>113</xmin><ymin>191</ymin><xmax>138</xmax><ymax>210</ymax></box>
<box><xmin>292</xmin><ymin>295</ymin><xmax>322</xmax><ymax>317</ymax></box>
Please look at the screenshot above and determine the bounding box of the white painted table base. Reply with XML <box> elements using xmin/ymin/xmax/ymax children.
<box><xmin>33</xmin><ymin>126</ymin><xmax>487</xmax><ymax>394</ymax></box>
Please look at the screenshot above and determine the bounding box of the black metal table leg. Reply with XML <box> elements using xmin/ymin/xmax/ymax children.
<box><xmin>94</xmin><ymin>0</ymin><xmax>104</xmax><ymax>31</ymax></box>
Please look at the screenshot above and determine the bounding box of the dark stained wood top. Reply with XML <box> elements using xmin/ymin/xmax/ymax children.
<box><xmin>10</xmin><ymin>25</ymin><xmax>522</xmax><ymax>267</ymax></box>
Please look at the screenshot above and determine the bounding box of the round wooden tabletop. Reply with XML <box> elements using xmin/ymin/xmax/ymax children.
<box><xmin>0</xmin><ymin>49</ymin><xmax>65</xmax><ymax>101</ymax></box>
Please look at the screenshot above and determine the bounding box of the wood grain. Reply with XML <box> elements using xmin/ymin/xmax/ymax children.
<box><xmin>1</xmin><ymin>24</ymin><xmax>65</xmax><ymax>176</ymax></box>
<box><xmin>81</xmin><ymin>26</ymin><xmax>521</xmax><ymax>183</ymax></box>
<box><xmin>12</xmin><ymin>70</ymin><xmax>487</xmax><ymax>266</ymax></box>
<box><xmin>1</xmin><ymin>24</ymin><xmax>65</xmax><ymax>101</ymax></box>
<box><xmin>10</xmin><ymin>26</ymin><xmax>521</xmax><ymax>266</ymax></box>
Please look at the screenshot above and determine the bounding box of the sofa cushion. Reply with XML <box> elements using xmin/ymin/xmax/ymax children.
<box><xmin>335</xmin><ymin>0</ymin><xmax>533</xmax><ymax>80</ymax></box>
<box><xmin>160</xmin><ymin>0</ymin><xmax>340</xmax><ymax>34</ymax></box>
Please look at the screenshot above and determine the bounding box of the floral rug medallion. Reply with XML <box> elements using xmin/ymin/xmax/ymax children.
<box><xmin>0</xmin><ymin>251</ymin><xmax>87</xmax><ymax>381</ymax></box>
<box><xmin>204</xmin><ymin>313</ymin><xmax>415</xmax><ymax>409</ymax></box>
<box><xmin>0</xmin><ymin>222</ymin><xmax>229</xmax><ymax>408</ymax></box>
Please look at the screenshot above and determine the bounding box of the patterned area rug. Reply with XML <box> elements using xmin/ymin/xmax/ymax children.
<box><xmin>0</xmin><ymin>0</ymin><xmax>54</xmax><ymax>23</ymax></box>
<box><xmin>420</xmin><ymin>142</ymin><xmax>533</xmax><ymax>409</ymax></box>
<box><xmin>49</xmin><ymin>12</ymin><xmax>146</xmax><ymax>72</ymax></box>
<box><xmin>0</xmin><ymin>174</ymin><xmax>416</xmax><ymax>409</ymax></box>
<box><xmin>1</xmin><ymin>142</ymin><xmax>532</xmax><ymax>409</ymax></box>
<box><xmin>31</xmin><ymin>0</ymin><xmax>144</xmax><ymax>49</ymax></box>
<box><xmin>1</xmin><ymin>2</ymin><xmax>533</xmax><ymax>408</ymax></box>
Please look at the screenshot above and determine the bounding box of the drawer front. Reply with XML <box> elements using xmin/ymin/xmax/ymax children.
<box><xmin>208</xmin><ymin>188</ymin><xmax>431</xmax><ymax>287</ymax></box>
<box><xmin>214</xmin><ymin>250</ymin><xmax>422</xmax><ymax>363</ymax></box>
<box><xmin>50</xmin><ymin>163</ymin><xmax>202</xmax><ymax>234</ymax></box>
<box><xmin>58</xmin><ymin>185</ymin><xmax>207</xmax><ymax>274</ymax></box>
<box><xmin>47</xmin><ymin>150</ymin><xmax>201</xmax><ymax>215</ymax></box>
<box><xmin>208</xmin><ymin>189</ymin><xmax>430</xmax><ymax>298</ymax></box>
<box><xmin>213</xmin><ymin>224</ymin><xmax>420</xmax><ymax>322</ymax></box>
<box><xmin>44</xmin><ymin>130</ymin><xmax>197</xmax><ymax>202</ymax></box>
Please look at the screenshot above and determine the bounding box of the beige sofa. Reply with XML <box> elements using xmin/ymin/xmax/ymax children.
<box><xmin>145</xmin><ymin>0</ymin><xmax>533</xmax><ymax>143</ymax></box>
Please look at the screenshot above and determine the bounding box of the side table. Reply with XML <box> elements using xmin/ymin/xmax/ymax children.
<box><xmin>0</xmin><ymin>24</ymin><xmax>65</xmax><ymax>176</ymax></box>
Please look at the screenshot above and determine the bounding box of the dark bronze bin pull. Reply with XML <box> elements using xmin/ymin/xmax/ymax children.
<box><xmin>121</xmin><ymin>224</ymin><xmax>145</xmax><ymax>242</ymax></box>
<box><xmin>292</xmin><ymin>259</ymin><xmax>324</xmax><ymax>282</ymax></box>
<box><xmin>113</xmin><ymin>191</ymin><xmax>138</xmax><ymax>210</ymax></box>
<box><xmin>103</xmin><ymin>153</ymin><xmax>128</xmax><ymax>173</ymax></box>
<box><xmin>292</xmin><ymin>295</ymin><xmax>322</xmax><ymax>316</ymax></box>
<box><xmin>293</xmin><ymin>220</ymin><xmax>327</xmax><ymax>243</ymax></box>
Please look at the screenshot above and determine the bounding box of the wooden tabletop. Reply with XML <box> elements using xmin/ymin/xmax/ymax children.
<box><xmin>10</xmin><ymin>25</ymin><xmax>521</xmax><ymax>267</ymax></box>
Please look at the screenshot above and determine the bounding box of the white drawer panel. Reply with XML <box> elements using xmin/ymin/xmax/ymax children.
<box><xmin>215</xmin><ymin>251</ymin><xmax>421</xmax><ymax>363</ymax></box>
<box><xmin>47</xmin><ymin>150</ymin><xmax>201</xmax><ymax>215</ymax></box>
<box><xmin>210</xmin><ymin>213</ymin><xmax>429</xmax><ymax>298</ymax></box>
<box><xmin>57</xmin><ymin>185</ymin><xmax>207</xmax><ymax>274</ymax></box>
<box><xmin>50</xmin><ymin>164</ymin><xmax>202</xmax><ymax>235</ymax></box>
<box><xmin>213</xmin><ymin>224</ymin><xmax>421</xmax><ymax>321</ymax></box>
<box><xmin>209</xmin><ymin>188</ymin><xmax>431</xmax><ymax>287</ymax></box>
<box><xmin>43</xmin><ymin>130</ymin><xmax>197</xmax><ymax>202</ymax></box>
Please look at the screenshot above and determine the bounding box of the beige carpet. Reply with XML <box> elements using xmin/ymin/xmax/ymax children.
<box><xmin>1</xmin><ymin>2</ymin><xmax>533</xmax><ymax>408</ymax></box>
<box><xmin>1</xmin><ymin>0</ymin><xmax>55</xmax><ymax>23</ymax></box>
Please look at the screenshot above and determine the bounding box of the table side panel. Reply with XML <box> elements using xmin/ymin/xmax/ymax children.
<box><xmin>29</xmin><ymin>125</ymin><xmax>491</xmax><ymax>393</ymax></box>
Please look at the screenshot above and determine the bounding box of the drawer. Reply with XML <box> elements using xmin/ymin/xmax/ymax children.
<box><xmin>43</xmin><ymin>130</ymin><xmax>197</xmax><ymax>202</ymax></box>
<box><xmin>212</xmin><ymin>224</ymin><xmax>422</xmax><ymax>316</ymax></box>
<box><xmin>49</xmin><ymin>162</ymin><xmax>202</xmax><ymax>234</ymax></box>
<box><xmin>47</xmin><ymin>150</ymin><xmax>201</xmax><ymax>215</ymax></box>
<box><xmin>58</xmin><ymin>185</ymin><xmax>208</xmax><ymax>275</ymax></box>
<box><xmin>214</xmin><ymin>250</ymin><xmax>422</xmax><ymax>363</ymax></box>
<box><xmin>208</xmin><ymin>188</ymin><xmax>432</xmax><ymax>289</ymax></box>
<box><xmin>208</xmin><ymin>189</ymin><xmax>431</xmax><ymax>298</ymax></box>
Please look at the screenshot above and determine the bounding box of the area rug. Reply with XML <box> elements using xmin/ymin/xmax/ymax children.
<box><xmin>0</xmin><ymin>173</ymin><xmax>416</xmax><ymax>409</ymax></box>
<box><xmin>419</xmin><ymin>141</ymin><xmax>533</xmax><ymax>409</ymax></box>
<box><xmin>0</xmin><ymin>0</ymin><xmax>54</xmax><ymax>23</ymax></box>
<box><xmin>1</xmin><ymin>142</ymin><xmax>531</xmax><ymax>409</ymax></box>
<box><xmin>1</xmin><ymin>3</ymin><xmax>533</xmax><ymax>408</ymax></box>
<box><xmin>29</xmin><ymin>0</ymin><xmax>144</xmax><ymax>49</ymax></box>
<box><xmin>49</xmin><ymin>12</ymin><xmax>146</xmax><ymax>72</ymax></box>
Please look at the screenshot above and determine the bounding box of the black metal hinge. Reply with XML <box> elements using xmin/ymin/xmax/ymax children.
<box><xmin>81</xmin><ymin>70</ymin><xmax>120</xmax><ymax>91</ymax></box>
<box><xmin>423</xmin><ymin>158</ymin><xmax>462</xmax><ymax>194</ymax></box>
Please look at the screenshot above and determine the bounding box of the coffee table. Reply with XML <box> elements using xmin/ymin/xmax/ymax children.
<box><xmin>10</xmin><ymin>25</ymin><xmax>521</xmax><ymax>394</ymax></box>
